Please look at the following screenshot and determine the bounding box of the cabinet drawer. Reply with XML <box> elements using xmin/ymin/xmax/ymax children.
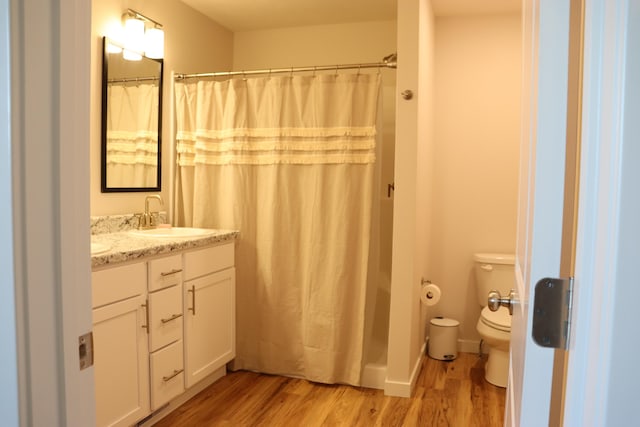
<box><xmin>149</xmin><ymin>285</ymin><xmax>183</xmax><ymax>352</ymax></box>
<box><xmin>148</xmin><ymin>254</ymin><xmax>183</xmax><ymax>292</ymax></box>
<box><xmin>92</xmin><ymin>262</ymin><xmax>146</xmax><ymax>308</ymax></box>
<box><xmin>183</xmin><ymin>243</ymin><xmax>234</xmax><ymax>281</ymax></box>
<box><xmin>150</xmin><ymin>340</ymin><xmax>184</xmax><ymax>410</ymax></box>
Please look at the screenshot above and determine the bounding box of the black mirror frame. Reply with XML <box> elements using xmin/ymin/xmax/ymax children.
<box><xmin>100</xmin><ymin>36</ymin><xmax>163</xmax><ymax>193</ymax></box>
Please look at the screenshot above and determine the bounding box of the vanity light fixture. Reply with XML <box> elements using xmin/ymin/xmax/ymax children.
<box><xmin>144</xmin><ymin>26</ymin><xmax>164</xmax><ymax>59</ymax></box>
<box><xmin>120</xmin><ymin>9</ymin><xmax>164</xmax><ymax>61</ymax></box>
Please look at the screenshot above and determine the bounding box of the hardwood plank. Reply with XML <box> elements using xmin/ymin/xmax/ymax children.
<box><xmin>152</xmin><ymin>353</ymin><xmax>505</xmax><ymax>427</ymax></box>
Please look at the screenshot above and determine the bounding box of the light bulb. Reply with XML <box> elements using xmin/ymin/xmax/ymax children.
<box><xmin>145</xmin><ymin>27</ymin><xmax>164</xmax><ymax>59</ymax></box>
<box><xmin>123</xmin><ymin>17</ymin><xmax>144</xmax><ymax>60</ymax></box>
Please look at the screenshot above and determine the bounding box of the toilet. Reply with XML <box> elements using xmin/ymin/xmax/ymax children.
<box><xmin>474</xmin><ymin>252</ymin><xmax>515</xmax><ymax>388</ymax></box>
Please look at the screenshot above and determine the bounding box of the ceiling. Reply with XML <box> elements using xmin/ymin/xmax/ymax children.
<box><xmin>180</xmin><ymin>0</ymin><xmax>521</xmax><ymax>32</ymax></box>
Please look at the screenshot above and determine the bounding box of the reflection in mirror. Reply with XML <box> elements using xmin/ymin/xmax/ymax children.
<box><xmin>101</xmin><ymin>37</ymin><xmax>163</xmax><ymax>192</ymax></box>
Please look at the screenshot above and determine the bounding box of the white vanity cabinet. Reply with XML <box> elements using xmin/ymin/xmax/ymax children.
<box><xmin>183</xmin><ymin>243</ymin><xmax>236</xmax><ymax>388</ymax></box>
<box><xmin>92</xmin><ymin>263</ymin><xmax>150</xmax><ymax>427</ymax></box>
<box><xmin>92</xmin><ymin>237</ymin><xmax>236</xmax><ymax>426</ymax></box>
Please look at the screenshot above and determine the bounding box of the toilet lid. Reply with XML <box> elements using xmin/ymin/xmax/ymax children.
<box><xmin>481</xmin><ymin>306</ymin><xmax>511</xmax><ymax>332</ymax></box>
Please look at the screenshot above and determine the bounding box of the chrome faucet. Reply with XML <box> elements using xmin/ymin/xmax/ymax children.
<box><xmin>139</xmin><ymin>194</ymin><xmax>164</xmax><ymax>229</ymax></box>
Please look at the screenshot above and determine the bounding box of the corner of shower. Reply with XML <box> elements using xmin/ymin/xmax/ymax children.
<box><xmin>360</xmin><ymin>92</ymin><xmax>395</xmax><ymax>390</ymax></box>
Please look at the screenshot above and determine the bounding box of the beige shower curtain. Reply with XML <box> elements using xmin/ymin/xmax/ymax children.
<box><xmin>106</xmin><ymin>83</ymin><xmax>158</xmax><ymax>187</ymax></box>
<box><xmin>174</xmin><ymin>73</ymin><xmax>380</xmax><ymax>385</ymax></box>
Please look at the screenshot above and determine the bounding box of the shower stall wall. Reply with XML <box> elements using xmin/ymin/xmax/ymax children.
<box><xmin>361</xmin><ymin>79</ymin><xmax>395</xmax><ymax>389</ymax></box>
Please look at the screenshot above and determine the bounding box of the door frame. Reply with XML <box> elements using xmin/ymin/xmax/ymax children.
<box><xmin>511</xmin><ymin>0</ymin><xmax>633</xmax><ymax>424</ymax></box>
<box><xmin>0</xmin><ymin>0</ymin><xmax>19</xmax><ymax>423</ymax></box>
<box><xmin>10</xmin><ymin>0</ymin><xmax>94</xmax><ymax>425</ymax></box>
<box><xmin>562</xmin><ymin>0</ymin><xmax>633</xmax><ymax>424</ymax></box>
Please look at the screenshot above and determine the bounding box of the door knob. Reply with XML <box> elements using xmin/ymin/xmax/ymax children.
<box><xmin>487</xmin><ymin>289</ymin><xmax>516</xmax><ymax>315</ymax></box>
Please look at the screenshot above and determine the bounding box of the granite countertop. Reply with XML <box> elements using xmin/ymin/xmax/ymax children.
<box><xmin>91</xmin><ymin>228</ymin><xmax>239</xmax><ymax>269</ymax></box>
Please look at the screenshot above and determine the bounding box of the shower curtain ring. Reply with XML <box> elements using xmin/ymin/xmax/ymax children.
<box><xmin>313</xmin><ymin>66</ymin><xmax>317</xmax><ymax>77</ymax></box>
<box><xmin>357</xmin><ymin>65</ymin><xmax>361</xmax><ymax>76</ymax></box>
<box><xmin>290</xmin><ymin>67</ymin><xmax>294</xmax><ymax>78</ymax></box>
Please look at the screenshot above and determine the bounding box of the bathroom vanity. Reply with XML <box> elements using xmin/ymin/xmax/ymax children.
<box><xmin>90</xmin><ymin>224</ymin><xmax>238</xmax><ymax>427</ymax></box>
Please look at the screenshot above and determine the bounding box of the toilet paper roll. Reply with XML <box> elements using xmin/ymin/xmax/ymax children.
<box><xmin>421</xmin><ymin>284</ymin><xmax>441</xmax><ymax>306</ymax></box>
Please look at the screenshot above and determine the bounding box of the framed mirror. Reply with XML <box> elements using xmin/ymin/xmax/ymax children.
<box><xmin>101</xmin><ymin>36</ymin><xmax>163</xmax><ymax>192</ymax></box>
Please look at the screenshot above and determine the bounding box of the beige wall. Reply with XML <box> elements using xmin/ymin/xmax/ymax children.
<box><xmin>90</xmin><ymin>0</ymin><xmax>233</xmax><ymax>216</ymax></box>
<box><xmin>233</xmin><ymin>21</ymin><xmax>396</xmax><ymax>70</ymax></box>
<box><xmin>431</xmin><ymin>14</ymin><xmax>521</xmax><ymax>343</ymax></box>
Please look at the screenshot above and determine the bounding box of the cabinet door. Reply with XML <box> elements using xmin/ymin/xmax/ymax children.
<box><xmin>93</xmin><ymin>295</ymin><xmax>150</xmax><ymax>427</ymax></box>
<box><xmin>183</xmin><ymin>267</ymin><xmax>236</xmax><ymax>388</ymax></box>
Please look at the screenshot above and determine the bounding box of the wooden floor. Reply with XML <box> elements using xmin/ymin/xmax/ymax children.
<box><xmin>153</xmin><ymin>353</ymin><xmax>505</xmax><ymax>427</ymax></box>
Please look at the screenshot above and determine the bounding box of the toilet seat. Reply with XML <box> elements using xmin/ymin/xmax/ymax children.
<box><xmin>480</xmin><ymin>306</ymin><xmax>511</xmax><ymax>332</ymax></box>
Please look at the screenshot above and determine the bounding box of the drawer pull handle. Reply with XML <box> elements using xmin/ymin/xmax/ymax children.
<box><xmin>160</xmin><ymin>313</ymin><xmax>182</xmax><ymax>324</ymax></box>
<box><xmin>160</xmin><ymin>268</ymin><xmax>183</xmax><ymax>277</ymax></box>
<box><xmin>141</xmin><ymin>300</ymin><xmax>149</xmax><ymax>334</ymax></box>
<box><xmin>162</xmin><ymin>369</ymin><xmax>184</xmax><ymax>382</ymax></box>
<box><xmin>188</xmin><ymin>285</ymin><xmax>196</xmax><ymax>315</ymax></box>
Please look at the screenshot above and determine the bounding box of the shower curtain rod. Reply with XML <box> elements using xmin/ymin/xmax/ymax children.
<box><xmin>108</xmin><ymin>76</ymin><xmax>160</xmax><ymax>84</ymax></box>
<box><xmin>174</xmin><ymin>53</ymin><xmax>397</xmax><ymax>80</ymax></box>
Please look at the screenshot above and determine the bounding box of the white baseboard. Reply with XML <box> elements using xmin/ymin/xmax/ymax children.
<box><xmin>458</xmin><ymin>338</ymin><xmax>484</xmax><ymax>354</ymax></box>
<box><xmin>425</xmin><ymin>336</ymin><xmax>485</xmax><ymax>356</ymax></box>
<box><xmin>383</xmin><ymin>342</ymin><xmax>426</xmax><ymax>397</ymax></box>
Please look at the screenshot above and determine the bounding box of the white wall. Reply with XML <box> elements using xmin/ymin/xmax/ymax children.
<box><xmin>386</xmin><ymin>0</ymin><xmax>435</xmax><ymax>397</ymax></box>
<box><xmin>431</xmin><ymin>14</ymin><xmax>521</xmax><ymax>343</ymax></box>
<box><xmin>90</xmin><ymin>0</ymin><xmax>234</xmax><ymax>216</ymax></box>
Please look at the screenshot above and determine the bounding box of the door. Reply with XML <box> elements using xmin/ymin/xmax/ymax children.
<box><xmin>508</xmin><ymin>0</ymin><xmax>575</xmax><ymax>425</ymax></box>
<box><xmin>510</xmin><ymin>0</ymin><xmax>637</xmax><ymax>425</ymax></box>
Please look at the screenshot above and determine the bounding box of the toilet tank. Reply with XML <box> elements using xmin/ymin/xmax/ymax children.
<box><xmin>473</xmin><ymin>253</ymin><xmax>515</xmax><ymax>307</ymax></box>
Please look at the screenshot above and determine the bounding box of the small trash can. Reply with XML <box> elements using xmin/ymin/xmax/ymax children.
<box><xmin>428</xmin><ymin>317</ymin><xmax>459</xmax><ymax>361</ymax></box>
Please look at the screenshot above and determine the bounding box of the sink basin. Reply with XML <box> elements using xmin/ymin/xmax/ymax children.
<box><xmin>128</xmin><ymin>227</ymin><xmax>217</xmax><ymax>239</ymax></box>
<box><xmin>90</xmin><ymin>242</ymin><xmax>111</xmax><ymax>255</ymax></box>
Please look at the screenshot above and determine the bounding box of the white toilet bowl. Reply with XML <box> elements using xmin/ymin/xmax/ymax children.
<box><xmin>476</xmin><ymin>306</ymin><xmax>511</xmax><ymax>387</ymax></box>
<box><xmin>473</xmin><ymin>252</ymin><xmax>515</xmax><ymax>388</ymax></box>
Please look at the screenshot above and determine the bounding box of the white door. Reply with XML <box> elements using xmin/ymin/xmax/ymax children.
<box><xmin>510</xmin><ymin>0</ymin><xmax>635</xmax><ymax>425</ymax></box>
<box><xmin>508</xmin><ymin>0</ymin><xmax>574</xmax><ymax>425</ymax></box>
